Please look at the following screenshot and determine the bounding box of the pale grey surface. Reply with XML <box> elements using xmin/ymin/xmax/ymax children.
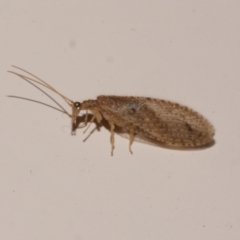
<box><xmin>1</xmin><ymin>1</ymin><xmax>240</xmax><ymax>240</ymax></box>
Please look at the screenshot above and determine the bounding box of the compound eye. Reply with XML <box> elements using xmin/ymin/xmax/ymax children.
<box><xmin>74</xmin><ymin>102</ymin><xmax>81</xmax><ymax>109</ymax></box>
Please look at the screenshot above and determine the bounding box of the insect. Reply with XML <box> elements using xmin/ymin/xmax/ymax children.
<box><xmin>8</xmin><ymin>66</ymin><xmax>215</xmax><ymax>155</ymax></box>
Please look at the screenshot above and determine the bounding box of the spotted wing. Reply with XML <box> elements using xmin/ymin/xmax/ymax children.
<box><xmin>98</xmin><ymin>96</ymin><xmax>215</xmax><ymax>148</ymax></box>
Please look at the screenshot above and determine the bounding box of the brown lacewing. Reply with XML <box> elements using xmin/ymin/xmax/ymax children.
<box><xmin>8</xmin><ymin>66</ymin><xmax>215</xmax><ymax>155</ymax></box>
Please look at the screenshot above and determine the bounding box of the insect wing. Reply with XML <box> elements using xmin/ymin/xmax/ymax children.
<box><xmin>98</xmin><ymin>96</ymin><xmax>214</xmax><ymax>148</ymax></box>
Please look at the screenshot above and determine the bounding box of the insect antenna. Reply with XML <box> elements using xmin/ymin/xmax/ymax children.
<box><xmin>8</xmin><ymin>66</ymin><xmax>84</xmax><ymax>132</ymax></box>
<box><xmin>8</xmin><ymin>66</ymin><xmax>74</xmax><ymax>107</ymax></box>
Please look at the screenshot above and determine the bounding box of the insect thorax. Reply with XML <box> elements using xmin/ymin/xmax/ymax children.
<box><xmin>81</xmin><ymin>99</ymin><xmax>99</xmax><ymax>110</ymax></box>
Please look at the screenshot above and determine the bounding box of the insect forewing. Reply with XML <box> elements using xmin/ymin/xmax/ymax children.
<box><xmin>98</xmin><ymin>96</ymin><xmax>215</xmax><ymax>148</ymax></box>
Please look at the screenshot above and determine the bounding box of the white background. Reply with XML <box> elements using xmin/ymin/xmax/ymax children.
<box><xmin>1</xmin><ymin>1</ymin><xmax>240</xmax><ymax>240</ymax></box>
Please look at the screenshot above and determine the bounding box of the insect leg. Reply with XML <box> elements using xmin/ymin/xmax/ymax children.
<box><xmin>83</xmin><ymin>115</ymin><xmax>96</xmax><ymax>133</ymax></box>
<box><xmin>109</xmin><ymin>122</ymin><xmax>115</xmax><ymax>156</ymax></box>
<box><xmin>129</xmin><ymin>127</ymin><xmax>135</xmax><ymax>154</ymax></box>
